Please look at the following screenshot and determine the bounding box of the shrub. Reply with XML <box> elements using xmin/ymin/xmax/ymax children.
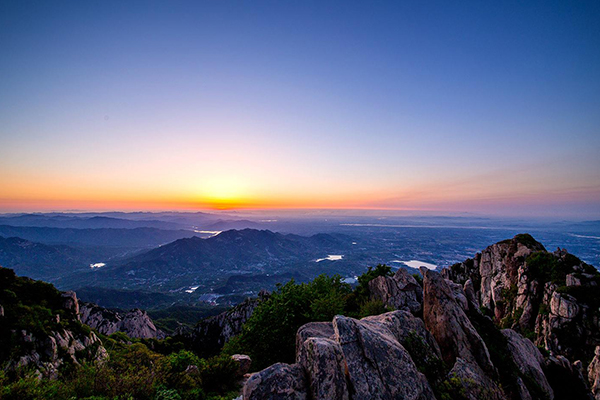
<box><xmin>223</xmin><ymin>274</ymin><xmax>350</xmax><ymax>370</ymax></box>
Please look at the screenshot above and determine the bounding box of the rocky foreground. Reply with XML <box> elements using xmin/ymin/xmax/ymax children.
<box><xmin>243</xmin><ymin>234</ymin><xmax>600</xmax><ymax>400</ymax></box>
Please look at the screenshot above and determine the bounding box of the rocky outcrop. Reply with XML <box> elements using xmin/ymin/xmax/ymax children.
<box><xmin>79</xmin><ymin>302</ymin><xmax>164</xmax><ymax>339</ymax></box>
<box><xmin>61</xmin><ymin>291</ymin><xmax>79</xmax><ymax>319</ymax></box>
<box><xmin>246</xmin><ymin>311</ymin><xmax>436</xmax><ymax>400</ymax></box>
<box><xmin>442</xmin><ymin>234</ymin><xmax>600</xmax><ymax>364</ymax></box>
<box><xmin>242</xmin><ymin>235</ymin><xmax>600</xmax><ymax>400</ymax></box>
<box><xmin>422</xmin><ymin>268</ymin><xmax>495</xmax><ymax>376</ymax></box>
<box><xmin>188</xmin><ymin>292</ymin><xmax>268</xmax><ymax>357</ymax></box>
<box><xmin>368</xmin><ymin>268</ymin><xmax>423</xmax><ymax>313</ymax></box>
<box><xmin>9</xmin><ymin>327</ymin><xmax>108</xmax><ymax>379</ymax></box>
<box><xmin>2</xmin><ymin>287</ymin><xmax>108</xmax><ymax>380</ymax></box>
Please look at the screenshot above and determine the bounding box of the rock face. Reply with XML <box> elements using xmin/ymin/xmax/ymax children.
<box><xmin>368</xmin><ymin>268</ymin><xmax>423</xmax><ymax>313</ymax></box>
<box><xmin>502</xmin><ymin>329</ymin><xmax>554</xmax><ymax>399</ymax></box>
<box><xmin>422</xmin><ymin>268</ymin><xmax>495</xmax><ymax>376</ymax></box>
<box><xmin>9</xmin><ymin>327</ymin><xmax>108</xmax><ymax>380</ymax></box>
<box><xmin>79</xmin><ymin>302</ymin><xmax>164</xmax><ymax>339</ymax></box>
<box><xmin>188</xmin><ymin>293</ymin><xmax>267</xmax><ymax>357</ymax></box>
<box><xmin>333</xmin><ymin>314</ymin><xmax>434</xmax><ymax>400</ymax></box>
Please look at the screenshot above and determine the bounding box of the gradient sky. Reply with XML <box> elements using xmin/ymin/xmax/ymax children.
<box><xmin>1</xmin><ymin>1</ymin><xmax>599</xmax><ymax>217</ymax></box>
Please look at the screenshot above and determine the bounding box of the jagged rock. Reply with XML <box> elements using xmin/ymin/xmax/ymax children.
<box><xmin>368</xmin><ymin>268</ymin><xmax>422</xmax><ymax>313</ymax></box>
<box><xmin>589</xmin><ymin>346</ymin><xmax>600</xmax><ymax>400</ymax></box>
<box><xmin>243</xmin><ymin>363</ymin><xmax>308</xmax><ymax>400</ymax></box>
<box><xmin>296</xmin><ymin>337</ymin><xmax>349</xmax><ymax>400</ymax></box>
<box><xmin>567</xmin><ymin>273</ymin><xmax>583</xmax><ymax>287</ymax></box>
<box><xmin>544</xmin><ymin>355</ymin><xmax>594</xmax><ymax>400</ymax></box>
<box><xmin>479</xmin><ymin>236</ymin><xmax>543</xmax><ymax>323</ymax></box>
<box><xmin>0</xmin><ymin>304</ymin><xmax>4</xmax><ymax>317</ymax></box>
<box><xmin>448</xmin><ymin>358</ymin><xmax>505</xmax><ymax>400</ymax></box>
<box><xmin>232</xmin><ymin>354</ymin><xmax>252</xmax><ymax>377</ymax></box>
<box><xmin>502</xmin><ymin>329</ymin><xmax>554</xmax><ymax>399</ymax></box>
<box><xmin>422</xmin><ymin>268</ymin><xmax>496</xmax><ymax>376</ymax></box>
<box><xmin>8</xmin><ymin>327</ymin><xmax>107</xmax><ymax>379</ymax></box>
<box><xmin>464</xmin><ymin>279</ymin><xmax>480</xmax><ymax>311</ymax></box>
<box><xmin>61</xmin><ymin>291</ymin><xmax>79</xmax><ymax>319</ymax></box>
<box><xmin>296</xmin><ymin>321</ymin><xmax>335</xmax><ymax>359</ymax></box>
<box><xmin>550</xmin><ymin>292</ymin><xmax>580</xmax><ymax>319</ymax></box>
<box><xmin>590</xmin><ymin>355</ymin><xmax>600</xmax><ymax>400</ymax></box>
<box><xmin>189</xmin><ymin>296</ymin><xmax>265</xmax><ymax>356</ymax></box>
<box><xmin>448</xmin><ymin>280</ymin><xmax>469</xmax><ymax>311</ymax></box>
<box><xmin>333</xmin><ymin>314</ymin><xmax>435</xmax><ymax>399</ymax></box>
<box><xmin>79</xmin><ymin>302</ymin><xmax>164</xmax><ymax>339</ymax></box>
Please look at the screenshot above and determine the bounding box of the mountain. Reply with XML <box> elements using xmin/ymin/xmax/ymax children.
<box><xmin>0</xmin><ymin>236</ymin><xmax>93</xmax><ymax>281</ymax></box>
<box><xmin>0</xmin><ymin>214</ymin><xmax>186</xmax><ymax>230</ymax></box>
<box><xmin>204</xmin><ymin>219</ymin><xmax>265</xmax><ymax>231</ymax></box>
<box><xmin>243</xmin><ymin>234</ymin><xmax>600</xmax><ymax>400</ymax></box>
<box><xmin>0</xmin><ymin>225</ymin><xmax>198</xmax><ymax>249</ymax></box>
<box><xmin>71</xmin><ymin>229</ymin><xmax>353</xmax><ymax>291</ymax></box>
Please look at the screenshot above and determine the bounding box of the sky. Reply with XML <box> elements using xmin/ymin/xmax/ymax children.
<box><xmin>1</xmin><ymin>1</ymin><xmax>599</xmax><ymax>218</ymax></box>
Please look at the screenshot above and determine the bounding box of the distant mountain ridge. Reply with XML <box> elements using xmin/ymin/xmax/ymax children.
<box><xmin>0</xmin><ymin>214</ymin><xmax>186</xmax><ymax>230</ymax></box>
<box><xmin>68</xmin><ymin>229</ymin><xmax>353</xmax><ymax>291</ymax></box>
<box><xmin>0</xmin><ymin>225</ymin><xmax>197</xmax><ymax>249</ymax></box>
<box><xmin>0</xmin><ymin>236</ymin><xmax>92</xmax><ymax>281</ymax></box>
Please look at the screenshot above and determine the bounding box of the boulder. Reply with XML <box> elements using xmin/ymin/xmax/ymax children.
<box><xmin>333</xmin><ymin>315</ymin><xmax>435</xmax><ymax>399</ymax></box>
<box><xmin>361</xmin><ymin>310</ymin><xmax>441</xmax><ymax>359</ymax></box>
<box><xmin>232</xmin><ymin>354</ymin><xmax>252</xmax><ymax>378</ymax></box>
<box><xmin>296</xmin><ymin>337</ymin><xmax>349</xmax><ymax>400</ymax></box>
<box><xmin>243</xmin><ymin>363</ymin><xmax>308</xmax><ymax>400</ymax></box>
<box><xmin>368</xmin><ymin>268</ymin><xmax>422</xmax><ymax>313</ymax></box>
<box><xmin>448</xmin><ymin>358</ymin><xmax>505</xmax><ymax>400</ymax></box>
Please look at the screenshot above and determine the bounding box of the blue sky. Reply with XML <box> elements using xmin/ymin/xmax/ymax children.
<box><xmin>1</xmin><ymin>1</ymin><xmax>599</xmax><ymax>217</ymax></box>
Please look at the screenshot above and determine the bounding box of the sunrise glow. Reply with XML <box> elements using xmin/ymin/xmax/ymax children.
<box><xmin>0</xmin><ymin>1</ymin><xmax>598</xmax><ymax>218</ymax></box>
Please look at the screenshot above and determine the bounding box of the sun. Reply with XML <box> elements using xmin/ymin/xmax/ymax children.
<box><xmin>200</xmin><ymin>177</ymin><xmax>250</xmax><ymax>209</ymax></box>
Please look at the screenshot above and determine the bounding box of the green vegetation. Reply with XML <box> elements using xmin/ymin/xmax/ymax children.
<box><xmin>526</xmin><ymin>251</ymin><xmax>579</xmax><ymax>285</ymax></box>
<box><xmin>223</xmin><ymin>265</ymin><xmax>397</xmax><ymax>370</ymax></box>
<box><xmin>0</xmin><ymin>345</ymin><xmax>239</xmax><ymax>400</ymax></box>
<box><xmin>222</xmin><ymin>274</ymin><xmax>351</xmax><ymax>370</ymax></box>
<box><xmin>0</xmin><ymin>267</ymin><xmax>85</xmax><ymax>363</ymax></box>
<box><xmin>149</xmin><ymin>305</ymin><xmax>229</xmax><ymax>334</ymax></box>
